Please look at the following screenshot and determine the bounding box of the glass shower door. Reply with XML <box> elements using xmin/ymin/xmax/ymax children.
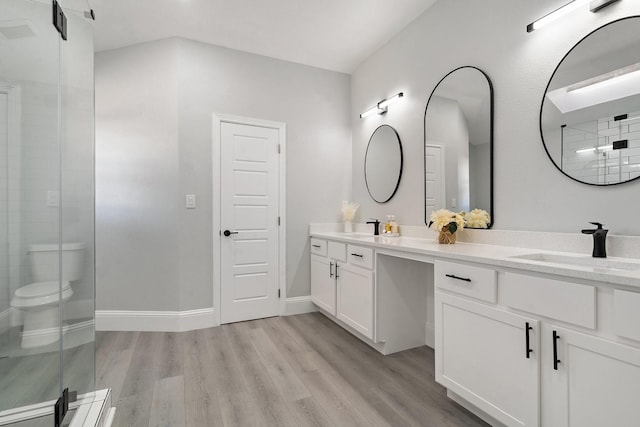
<box><xmin>0</xmin><ymin>0</ymin><xmax>64</xmax><ymax>415</ymax></box>
<box><xmin>59</xmin><ymin>4</ymin><xmax>95</xmax><ymax>424</ymax></box>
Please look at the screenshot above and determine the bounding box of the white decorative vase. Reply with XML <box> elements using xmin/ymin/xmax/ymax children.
<box><xmin>344</xmin><ymin>221</ymin><xmax>353</xmax><ymax>233</ymax></box>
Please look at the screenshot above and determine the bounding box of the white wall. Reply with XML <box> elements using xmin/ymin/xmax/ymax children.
<box><xmin>352</xmin><ymin>0</ymin><xmax>640</xmax><ymax>235</ymax></box>
<box><xmin>95</xmin><ymin>38</ymin><xmax>351</xmax><ymax>312</ymax></box>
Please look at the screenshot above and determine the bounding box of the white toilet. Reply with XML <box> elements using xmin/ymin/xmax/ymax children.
<box><xmin>10</xmin><ymin>243</ymin><xmax>86</xmax><ymax>349</ymax></box>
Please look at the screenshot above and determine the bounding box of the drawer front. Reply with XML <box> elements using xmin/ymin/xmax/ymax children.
<box><xmin>328</xmin><ymin>241</ymin><xmax>347</xmax><ymax>262</ymax></box>
<box><xmin>310</xmin><ymin>238</ymin><xmax>327</xmax><ymax>257</ymax></box>
<box><xmin>614</xmin><ymin>289</ymin><xmax>640</xmax><ymax>342</ymax></box>
<box><xmin>501</xmin><ymin>272</ymin><xmax>596</xmax><ymax>329</ymax></box>
<box><xmin>347</xmin><ymin>245</ymin><xmax>374</xmax><ymax>270</ymax></box>
<box><xmin>435</xmin><ymin>260</ymin><xmax>497</xmax><ymax>303</ymax></box>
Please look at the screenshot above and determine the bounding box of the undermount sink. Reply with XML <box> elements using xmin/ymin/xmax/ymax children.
<box><xmin>510</xmin><ymin>253</ymin><xmax>640</xmax><ymax>272</ymax></box>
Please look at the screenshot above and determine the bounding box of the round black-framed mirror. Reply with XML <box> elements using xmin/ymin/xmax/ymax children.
<box><xmin>364</xmin><ymin>124</ymin><xmax>403</xmax><ymax>203</ymax></box>
<box><xmin>540</xmin><ymin>16</ymin><xmax>640</xmax><ymax>186</ymax></box>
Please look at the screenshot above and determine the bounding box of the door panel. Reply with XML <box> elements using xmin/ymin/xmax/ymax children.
<box><xmin>425</xmin><ymin>144</ymin><xmax>445</xmax><ymax>218</ymax></box>
<box><xmin>337</xmin><ymin>263</ymin><xmax>374</xmax><ymax>339</ymax></box>
<box><xmin>220</xmin><ymin>122</ymin><xmax>279</xmax><ymax>324</ymax></box>
<box><xmin>310</xmin><ymin>255</ymin><xmax>335</xmax><ymax>315</ymax></box>
<box><xmin>547</xmin><ymin>326</ymin><xmax>640</xmax><ymax>427</ymax></box>
<box><xmin>436</xmin><ymin>292</ymin><xmax>540</xmax><ymax>427</ymax></box>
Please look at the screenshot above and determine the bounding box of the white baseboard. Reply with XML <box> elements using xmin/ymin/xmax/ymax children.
<box><xmin>284</xmin><ymin>296</ymin><xmax>316</xmax><ymax>316</ymax></box>
<box><xmin>7</xmin><ymin>299</ymin><xmax>94</xmax><ymax>329</ymax></box>
<box><xmin>95</xmin><ymin>308</ymin><xmax>217</xmax><ymax>332</ymax></box>
<box><xmin>96</xmin><ymin>299</ymin><xmax>314</xmax><ymax>332</ymax></box>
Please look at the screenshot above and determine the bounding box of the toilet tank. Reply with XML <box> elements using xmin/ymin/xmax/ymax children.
<box><xmin>28</xmin><ymin>243</ymin><xmax>86</xmax><ymax>283</ymax></box>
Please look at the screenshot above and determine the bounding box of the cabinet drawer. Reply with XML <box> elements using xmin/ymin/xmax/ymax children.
<box><xmin>310</xmin><ymin>238</ymin><xmax>327</xmax><ymax>256</ymax></box>
<box><xmin>328</xmin><ymin>241</ymin><xmax>347</xmax><ymax>262</ymax></box>
<box><xmin>347</xmin><ymin>245</ymin><xmax>374</xmax><ymax>270</ymax></box>
<box><xmin>501</xmin><ymin>272</ymin><xmax>596</xmax><ymax>329</ymax></box>
<box><xmin>435</xmin><ymin>260</ymin><xmax>497</xmax><ymax>303</ymax></box>
<box><xmin>614</xmin><ymin>289</ymin><xmax>640</xmax><ymax>342</ymax></box>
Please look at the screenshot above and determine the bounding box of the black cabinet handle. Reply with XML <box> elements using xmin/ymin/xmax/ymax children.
<box><xmin>312</xmin><ymin>244</ymin><xmax>321</xmax><ymax>248</ymax></box>
<box><xmin>335</xmin><ymin>263</ymin><xmax>340</xmax><ymax>279</ymax></box>
<box><xmin>445</xmin><ymin>274</ymin><xmax>472</xmax><ymax>282</ymax></box>
<box><xmin>329</xmin><ymin>262</ymin><xmax>334</xmax><ymax>278</ymax></box>
<box><xmin>525</xmin><ymin>322</ymin><xmax>533</xmax><ymax>359</ymax></box>
<box><xmin>223</xmin><ymin>230</ymin><xmax>238</xmax><ymax>237</ymax></box>
<box><xmin>553</xmin><ymin>330</ymin><xmax>561</xmax><ymax>370</ymax></box>
<box><xmin>351</xmin><ymin>253</ymin><xmax>363</xmax><ymax>258</ymax></box>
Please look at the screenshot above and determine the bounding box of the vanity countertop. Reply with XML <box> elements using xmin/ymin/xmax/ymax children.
<box><xmin>310</xmin><ymin>231</ymin><xmax>640</xmax><ymax>289</ymax></box>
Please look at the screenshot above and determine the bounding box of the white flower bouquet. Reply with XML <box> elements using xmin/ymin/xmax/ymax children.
<box><xmin>341</xmin><ymin>201</ymin><xmax>359</xmax><ymax>222</ymax></box>
<box><xmin>428</xmin><ymin>209</ymin><xmax>464</xmax><ymax>244</ymax></box>
<box><xmin>463</xmin><ymin>209</ymin><xmax>491</xmax><ymax>229</ymax></box>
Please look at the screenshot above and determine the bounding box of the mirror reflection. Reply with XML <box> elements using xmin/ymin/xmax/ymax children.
<box><xmin>541</xmin><ymin>16</ymin><xmax>640</xmax><ymax>186</ymax></box>
<box><xmin>424</xmin><ymin>66</ymin><xmax>493</xmax><ymax>228</ymax></box>
<box><xmin>365</xmin><ymin>125</ymin><xmax>403</xmax><ymax>203</ymax></box>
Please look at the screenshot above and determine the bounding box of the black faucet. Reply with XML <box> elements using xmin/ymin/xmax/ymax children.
<box><xmin>581</xmin><ymin>222</ymin><xmax>608</xmax><ymax>258</ymax></box>
<box><xmin>366</xmin><ymin>219</ymin><xmax>381</xmax><ymax>236</ymax></box>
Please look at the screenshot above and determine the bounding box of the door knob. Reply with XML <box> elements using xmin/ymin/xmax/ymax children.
<box><xmin>223</xmin><ymin>230</ymin><xmax>238</xmax><ymax>237</ymax></box>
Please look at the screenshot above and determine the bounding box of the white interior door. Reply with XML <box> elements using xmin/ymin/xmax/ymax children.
<box><xmin>219</xmin><ymin>121</ymin><xmax>280</xmax><ymax>324</ymax></box>
<box><xmin>425</xmin><ymin>144</ymin><xmax>445</xmax><ymax>218</ymax></box>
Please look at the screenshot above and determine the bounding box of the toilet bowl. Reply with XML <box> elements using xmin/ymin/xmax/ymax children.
<box><xmin>10</xmin><ymin>242</ymin><xmax>85</xmax><ymax>349</ymax></box>
<box><xmin>11</xmin><ymin>281</ymin><xmax>74</xmax><ymax>348</ymax></box>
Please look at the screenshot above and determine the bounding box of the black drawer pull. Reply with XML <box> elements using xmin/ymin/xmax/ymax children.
<box><xmin>553</xmin><ymin>330</ymin><xmax>561</xmax><ymax>370</ymax></box>
<box><xmin>335</xmin><ymin>263</ymin><xmax>340</xmax><ymax>279</ymax></box>
<box><xmin>525</xmin><ymin>322</ymin><xmax>533</xmax><ymax>359</ymax></box>
<box><xmin>445</xmin><ymin>274</ymin><xmax>471</xmax><ymax>282</ymax></box>
<box><xmin>351</xmin><ymin>253</ymin><xmax>364</xmax><ymax>258</ymax></box>
<box><xmin>312</xmin><ymin>244</ymin><xmax>321</xmax><ymax>248</ymax></box>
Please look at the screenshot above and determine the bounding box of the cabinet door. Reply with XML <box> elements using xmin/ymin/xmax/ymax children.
<box><xmin>545</xmin><ymin>325</ymin><xmax>640</xmax><ymax>427</ymax></box>
<box><xmin>336</xmin><ymin>262</ymin><xmax>374</xmax><ymax>340</ymax></box>
<box><xmin>435</xmin><ymin>292</ymin><xmax>540</xmax><ymax>427</ymax></box>
<box><xmin>310</xmin><ymin>254</ymin><xmax>336</xmax><ymax>315</ymax></box>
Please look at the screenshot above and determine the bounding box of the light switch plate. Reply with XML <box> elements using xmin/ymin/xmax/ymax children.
<box><xmin>186</xmin><ymin>194</ymin><xmax>196</xmax><ymax>209</ymax></box>
<box><xmin>47</xmin><ymin>190</ymin><xmax>59</xmax><ymax>207</ymax></box>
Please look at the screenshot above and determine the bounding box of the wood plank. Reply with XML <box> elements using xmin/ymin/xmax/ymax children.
<box><xmin>223</xmin><ymin>322</ymin><xmax>299</xmax><ymax>427</ymax></box>
<box><xmin>119</xmin><ymin>332</ymin><xmax>164</xmax><ymax>399</ymax></box>
<box><xmin>185</xmin><ymin>396</ymin><xmax>224</xmax><ymax>427</ymax></box>
<box><xmin>156</xmin><ymin>332</ymin><xmax>183</xmax><ymax>380</ymax></box>
<box><xmin>148</xmin><ymin>376</ymin><xmax>186</xmax><ymax>427</ymax></box>
<box><xmin>112</xmin><ymin>392</ymin><xmax>153</xmax><ymax>427</ymax></box>
<box><xmin>96</xmin><ymin>348</ymin><xmax>134</xmax><ymax>404</ymax></box>
<box><xmin>287</xmin><ymin>396</ymin><xmax>335</xmax><ymax>427</ymax></box>
<box><xmin>249</xmin><ymin>327</ymin><xmax>311</xmax><ymax>402</ymax></box>
<box><xmin>255</xmin><ymin>317</ymin><xmax>318</xmax><ymax>373</ymax></box>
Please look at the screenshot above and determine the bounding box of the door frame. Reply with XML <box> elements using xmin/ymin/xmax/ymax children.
<box><xmin>425</xmin><ymin>143</ymin><xmax>446</xmax><ymax>216</ymax></box>
<box><xmin>212</xmin><ymin>113</ymin><xmax>286</xmax><ymax>326</ymax></box>
<box><xmin>0</xmin><ymin>81</ymin><xmax>21</xmax><ymax>337</ymax></box>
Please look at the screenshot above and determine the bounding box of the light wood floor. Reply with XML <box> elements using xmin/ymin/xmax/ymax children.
<box><xmin>96</xmin><ymin>312</ymin><xmax>488</xmax><ymax>427</ymax></box>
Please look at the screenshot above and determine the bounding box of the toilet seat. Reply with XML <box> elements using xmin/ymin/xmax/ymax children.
<box><xmin>11</xmin><ymin>281</ymin><xmax>73</xmax><ymax>308</ymax></box>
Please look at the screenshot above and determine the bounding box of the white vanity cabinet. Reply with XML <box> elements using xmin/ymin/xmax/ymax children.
<box><xmin>436</xmin><ymin>258</ymin><xmax>640</xmax><ymax>427</ymax></box>
<box><xmin>336</xmin><ymin>261</ymin><xmax>374</xmax><ymax>339</ymax></box>
<box><xmin>310</xmin><ymin>238</ymin><xmax>375</xmax><ymax>340</ymax></box>
<box><xmin>435</xmin><ymin>262</ymin><xmax>540</xmax><ymax>427</ymax></box>
<box><xmin>310</xmin><ymin>254</ymin><xmax>336</xmax><ymax>315</ymax></box>
<box><xmin>542</xmin><ymin>324</ymin><xmax>640</xmax><ymax>427</ymax></box>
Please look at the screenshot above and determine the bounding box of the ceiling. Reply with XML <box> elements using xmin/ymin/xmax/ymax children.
<box><xmin>88</xmin><ymin>0</ymin><xmax>438</xmax><ymax>74</ymax></box>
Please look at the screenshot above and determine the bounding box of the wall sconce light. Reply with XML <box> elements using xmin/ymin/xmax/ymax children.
<box><xmin>360</xmin><ymin>92</ymin><xmax>404</xmax><ymax>118</ymax></box>
<box><xmin>527</xmin><ymin>0</ymin><xmax>621</xmax><ymax>32</ymax></box>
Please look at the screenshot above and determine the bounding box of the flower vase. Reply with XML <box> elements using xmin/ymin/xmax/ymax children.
<box><xmin>344</xmin><ymin>221</ymin><xmax>353</xmax><ymax>233</ymax></box>
<box><xmin>438</xmin><ymin>230</ymin><xmax>456</xmax><ymax>244</ymax></box>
